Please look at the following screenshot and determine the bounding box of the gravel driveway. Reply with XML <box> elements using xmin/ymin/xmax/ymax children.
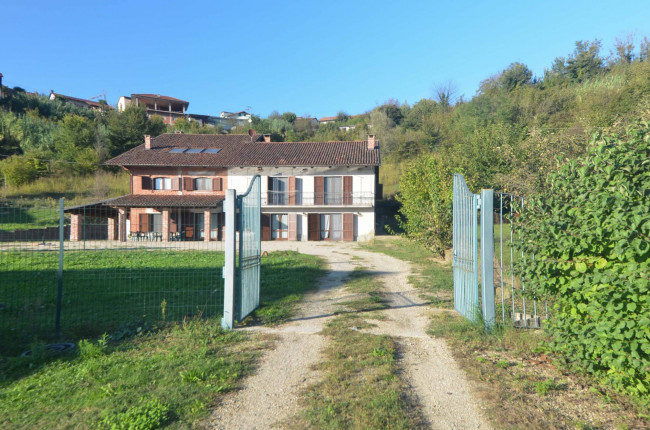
<box><xmin>205</xmin><ymin>239</ymin><xmax>490</xmax><ymax>430</ymax></box>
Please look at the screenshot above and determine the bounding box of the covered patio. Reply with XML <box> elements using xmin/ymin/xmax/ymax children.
<box><xmin>65</xmin><ymin>195</ymin><xmax>225</xmax><ymax>242</ymax></box>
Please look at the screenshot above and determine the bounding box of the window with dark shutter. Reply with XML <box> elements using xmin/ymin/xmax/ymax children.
<box><xmin>343</xmin><ymin>176</ymin><xmax>353</xmax><ymax>205</ymax></box>
<box><xmin>343</xmin><ymin>213</ymin><xmax>354</xmax><ymax>241</ymax></box>
<box><xmin>141</xmin><ymin>176</ymin><xmax>152</xmax><ymax>190</ymax></box>
<box><xmin>183</xmin><ymin>177</ymin><xmax>194</xmax><ymax>191</ymax></box>
<box><xmin>261</xmin><ymin>214</ymin><xmax>271</xmax><ymax>241</ymax></box>
<box><xmin>213</xmin><ymin>177</ymin><xmax>223</xmax><ymax>191</ymax></box>
<box><xmin>288</xmin><ymin>176</ymin><xmax>296</xmax><ymax>205</ymax></box>
<box><xmin>288</xmin><ymin>213</ymin><xmax>298</xmax><ymax>240</ymax></box>
<box><xmin>308</xmin><ymin>214</ymin><xmax>320</xmax><ymax>241</ymax></box>
<box><xmin>314</xmin><ymin>177</ymin><xmax>324</xmax><ymax>205</ymax></box>
<box><xmin>139</xmin><ymin>213</ymin><xmax>151</xmax><ymax>232</ymax></box>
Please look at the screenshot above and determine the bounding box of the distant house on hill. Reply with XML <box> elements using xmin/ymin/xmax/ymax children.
<box><xmin>220</xmin><ymin>111</ymin><xmax>251</xmax><ymax>122</ymax></box>
<box><xmin>318</xmin><ymin>116</ymin><xmax>338</xmax><ymax>124</ymax></box>
<box><xmin>65</xmin><ymin>133</ymin><xmax>381</xmax><ymax>243</ymax></box>
<box><xmin>118</xmin><ymin>94</ymin><xmax>189</xmax><ymax>126</ymax></box>
<box><xmin>318</xmin><ymin>114</ymin><xmax>365</xmax><ymax>125</ymax></box>
<box><xmin>118</xmin><ymin>94</ymin><xmax>240</xmax><ymax>130</ymax></box>
<box><xmin>49</xmin><ymin>91</ymin><xmax>110</xmax><ymax>111</ymax></box>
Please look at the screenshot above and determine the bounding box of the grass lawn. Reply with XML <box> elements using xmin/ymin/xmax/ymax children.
<box><xmin>0</xmin><ymin>203</ymin><xmax>61</xmax><ymax>231</ymax></box>
<box><xmin>0</xmin><ymin>250</ymin><xmax>325</xmax><ymax>429</ymax></box>
<box><xmin>1</xmin><ymin>250</ymin><xmax>227</xmax><ymax>354</ymax></box>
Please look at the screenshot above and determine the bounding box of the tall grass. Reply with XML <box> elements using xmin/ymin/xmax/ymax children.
<box><xmin>1</xmin><ymin>171</ymin><xmax>130</xmax><ymax>205</ymax></box>
<box><xmin>379</xmin><ymin>160</ymin><xmax>408</xmax><ymax>199</ymax></box>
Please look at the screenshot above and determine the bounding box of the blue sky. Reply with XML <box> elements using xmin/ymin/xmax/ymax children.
<box><xmin>2</xmin><ymin>0</ymin><xmax>649</xmax><ymax>118</ymax></box>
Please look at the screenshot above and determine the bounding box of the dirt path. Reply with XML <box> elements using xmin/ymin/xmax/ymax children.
<box><xmin>205</xmin><ymin>241</ymin><xmax>490</xmax><ymax>430</ymax></box>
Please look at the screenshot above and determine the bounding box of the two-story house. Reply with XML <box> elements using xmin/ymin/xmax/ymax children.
<box><xmin>91</xmin><ymin>132</ymin><xmax>381</xmax><ymax>243</ymax></box>
<box><xmin>118</xmin><ymin>94</ymin><xmax>189</xmax><ymax>125</ymax></box>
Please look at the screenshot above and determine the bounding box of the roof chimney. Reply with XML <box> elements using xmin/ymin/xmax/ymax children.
<box><xmin>367</xmin><ymin>134</ymin><xmax>377</xmax><ymax>149</ymax></box>
<box><xmin>144</xmin><ymin>135</ymin><xmax>151</xmax><ymax>150</ymax></box>
<box><xmin>263</xmin><ymin>134</ymin><xmax>272</xmax><ymax>143</ymax></box>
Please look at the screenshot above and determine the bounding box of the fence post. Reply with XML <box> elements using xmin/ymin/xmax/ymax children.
<box><xmin>221</xmin><ymin>189</ymin><xmax>236</xmax><ymax>330</ymax></box>
<box><xmin>480</xmin><ymin>189</ymin><xmax>495</xmax><ymax>329</ymax></box>
<box><xmin>55</xmin><ymin>198</ymin><xmax>64</xmax><ymax>338</ymax></box>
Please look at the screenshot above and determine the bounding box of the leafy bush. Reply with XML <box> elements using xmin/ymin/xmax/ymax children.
<box><xmin>513</xmin><ymin>122</ymin><xmax>650</xmax><ymax>397</ymax></box>
<box><xmin>395</xmin><ymin>153</ymin><xmax>455</xmax><ymax>257</ymax></box>
<box><xmin>0</xmin><ymin>155</ymin><xmax>46</xmax><ymax>186</ymax></box>
<box><xmin>97</xmin><ymin>397</ymin><xmax>169</xmax><ymax>430</ymax></box>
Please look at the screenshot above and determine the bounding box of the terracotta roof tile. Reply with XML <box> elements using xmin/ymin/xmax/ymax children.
<box><xmin>105</xmin><ymin>134</ymin><xmax>380</xmax><ymax>167</ymax></box>
<box><xmin>109</xmin><ymin>194</ymin><xmax>224</xmax><ymax>208</ymax></box>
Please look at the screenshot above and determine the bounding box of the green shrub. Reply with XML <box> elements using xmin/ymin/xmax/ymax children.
<box><xmin>513</xmin><ymin>121</ymin><xmax>650</xmax><ymax>397</ymax></box>
<box><xmin>395</xmin><ymin>153</ymin><xmax>455</xmax><ymax>257</ymax></box>
<box><xmin>97</xmin><ymin>397</ymin><xmax>169</xmax><ymax>430</ymax></box>
<box><xmin>0</xmin><ymin>155</ymin><xmax>46</xmax><ymax>186</ymax></box>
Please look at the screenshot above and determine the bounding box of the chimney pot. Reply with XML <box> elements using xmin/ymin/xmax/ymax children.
<box><xmin>263</xmin><ymin>134</ymin><xmax>272</xmax><ymax>143</ymax></box>
<box><xmin>367</xmin><ymin>134</ymin><xmax>377</xmax><ymax>149</ymax></box>
<box><xmin>144</xmin><ymin>135</ymin><xmax>151</xmax><ymax>150</ymax></box>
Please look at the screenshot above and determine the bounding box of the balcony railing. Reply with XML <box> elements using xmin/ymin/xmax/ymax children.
<box><xmin>262</xmin><ymin>191</ymin><xmax>375</xmax><ymax>207</ymax></box>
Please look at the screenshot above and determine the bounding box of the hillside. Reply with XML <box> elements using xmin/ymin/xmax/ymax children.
<box><xmin>2</xmin><ymin>37</ymin><xmax>649</xmax><ymax>200</ymax></box>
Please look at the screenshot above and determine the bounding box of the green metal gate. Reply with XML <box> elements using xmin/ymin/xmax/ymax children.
<box><xmin>222</xmin><ymin>175</ymin><xmax>261</xmax><ymax>329</ymax></box>
<box><xmin>236</xmin><ymin>175</ymin><xmax>261</xmax><ymax>321</ymax></box>
<box><xmin>452</xmin><ymin>174</ymin><xmax>480</xmax><ymax>321</ymax></box>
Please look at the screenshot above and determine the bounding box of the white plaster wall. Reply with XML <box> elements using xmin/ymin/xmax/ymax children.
<box><xmin>227</xmin><ymin>166</ymin><xmax>377</xmax><ymax>241</ymax></box>
<box><xmin>356</xmin><ymin>210</ymin><xmax>375</xmax><ymax>242</ymax></box>
<box><xmin>227</xmin><ymin>166</ymin><xmax>375</xmax><ymax>195</ymax></box>
<box><xmin>117</xmin><ymin>96</ymin><xmax>131</xmax><ymax>112</ymax></box>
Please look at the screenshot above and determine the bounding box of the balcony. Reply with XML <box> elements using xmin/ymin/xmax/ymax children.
<box><xmin>262</xmin><ymin>191</ymin><xmax>375</xmax><ymax>207</ymax></box>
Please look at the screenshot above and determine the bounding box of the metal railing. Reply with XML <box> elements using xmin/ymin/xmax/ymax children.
<box><xmin>493</xmin><ymin>193</ymin><xmax>547</xmax><ymax>329</ymax></box>
<box><xmin>262</xmin><ymin>191</ymin><xmax>375</xmax><ymax>206</ymax></box>
<box><xmin>452</xmin><ymin>176</ymin><xmax>547</xmax><ymax>330</ymax></box>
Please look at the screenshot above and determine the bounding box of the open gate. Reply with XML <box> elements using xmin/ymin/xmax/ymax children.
<box><xmin>452</xmin><ymin>174</ymin><xmax>479</xmax><ymax>321</ymax></box>
<box><xmin>453</xmin><ymin>174</ymin><xmax>545</xmax><ymax>329</ymax></box>
<box><xmin>222</xmin><ymin>175</ymin><xmax>261</xmax><ymax>329</ymax></box>
<box><xmin>236</xmin><ymin>175</ymin><xmax>261</xmax><ymax>321</ymax></box>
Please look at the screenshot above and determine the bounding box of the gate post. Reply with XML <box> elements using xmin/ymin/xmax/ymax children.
<box><xmin>222</xmin><ymin>189</ymin><xmax>236</xmax><ymax>330</ymax></box>
<box><xmin>480</xmin><ymin>189</ymin><xmax>495</xmax><ymax>329</ymax></box>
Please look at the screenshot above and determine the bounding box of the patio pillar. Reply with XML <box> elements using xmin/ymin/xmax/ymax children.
<box><xmin>118</xmin><ymin>208</ymin><xmax>127</xmax><ymax>242</ymax></box>
<box><xmin>70</xmin><ymin>214</ymin><xmax>82</xmax><ymax>242</ymax></box>
<box><xmin>162</xmin><ymin>208</ymin><xmax>170</xmax><ymax>242</ymax></box>
<box><xmin>107</xmin><ymin>216</ymin><xmax>117</xmax><ymax>240</ymax></box>
<box><xmin>204</xmin><ymin>210</ymin><xmax>211</xmax><ymax>242</ymax></box>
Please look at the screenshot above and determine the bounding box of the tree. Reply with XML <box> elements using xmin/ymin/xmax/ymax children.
<box><xmin>499</xmin><ymin>62</ymin><xmax>533</xmax><ymax>91</ymax></box>
<box><xmin>106</xmin><ymin>105</ymin><xmax>164</xmax><ymax>156</ymax></box>
<box><xmin>612</xmin><ymin>35</ymin><xmax>635</xmax><ymax>64</ymax></box>
<box><xmin>381</xmin><ymin>104</ymin><xmax>404</xmax><ymax>125</ymax></box>
<box><xmin>433</xmin><ymin>81</ymin><xmax>458</xmax><ymax>110</ymax></box>
<box><xmin>336</xmin><ymin>111</ymin><xmax>349</xmax><ymax>122</ymax></box>
<box><xmin>639</xmin><ymin>37</ymin><xmax>650</xmax><ymax>62</ymax></box>
<box><xmin>282</xmin><ymin>112</ymin><xmax>296</xmax><ymax>123</ymax></box>
<box><xmin>566</xmin><ymin>40</ymin><xmax>604</xmax><ymax>82</ymax></box>
<box><xmin>58</xmin><ymin>114</ymin><xmax>95</xmax><ymax>149</ymax></box>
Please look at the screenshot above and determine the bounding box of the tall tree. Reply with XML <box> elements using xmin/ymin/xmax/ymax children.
<box><xmin>106</xmin><ymin>105</ymin><xmax>165</xmax><ymax>156</ymax></box>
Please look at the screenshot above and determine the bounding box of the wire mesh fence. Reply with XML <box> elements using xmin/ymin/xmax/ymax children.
<box><xmin>1</xmin><ymin>198</ymin><xmax>225</xmax><ymax>355</ymax></box>
<box><xmin>492</xmin><ymin>193</ymin><xmax>547</xmax><ymax>328</ymax></box>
